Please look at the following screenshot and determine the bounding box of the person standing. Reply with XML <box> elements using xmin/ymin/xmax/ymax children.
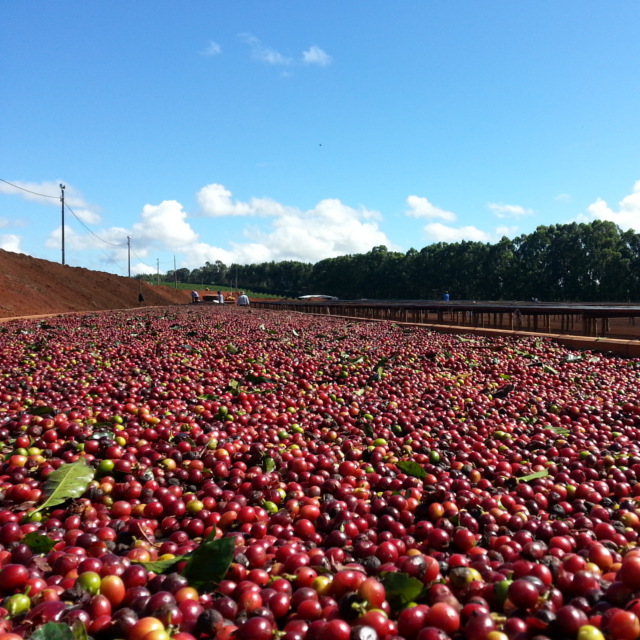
<box><xmin>237</xmin><ymin>292</ymin><xmax>250</xmax><ymax>307</ymax></box>
<box><xmin>443</xmin><ymin>292</ymin><xmax>450</xmax><ymax>302</ymax></box>
<box><xmin>217</xmin><ymin>291</ymin><xmax>224</xmax><ymax>304</ymax></box>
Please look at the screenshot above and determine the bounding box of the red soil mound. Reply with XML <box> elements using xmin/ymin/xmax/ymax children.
<box><xmin>0</xmin><ymin>250</ymin><xmax>190</xmax><ymax>319</ymax></box>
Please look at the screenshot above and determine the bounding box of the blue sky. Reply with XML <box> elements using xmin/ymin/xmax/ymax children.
<box><xmin>2</xmin><ymin>2</ymin><xmax>640</xmax><ymax>277</ymax></box>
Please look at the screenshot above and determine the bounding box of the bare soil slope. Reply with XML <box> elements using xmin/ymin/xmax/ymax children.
<box><xmin>0</xmin><ymin>250</ymin><xmax>190</xmax><ymax>318</ymax></box>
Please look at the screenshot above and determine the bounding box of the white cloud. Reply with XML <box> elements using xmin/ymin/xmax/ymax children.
<box><xmin>131</xmin><ymin>261</ymin><xmax>155</xmax><ymax>276</ymax></box>
<box><xmin>197</xmin><ymin>184</ymin><xmax>253</xmax><ymax>217</ymax></box>
<box><xmin>239</xmin><ymin>34</ymin><xmax>332</xmax><ymax>69</ymax></box>
<box><xmin>421</xmin><ymin>222</ymin><xmax>520</xmax><ymax>244</ymax></box>
<box><xmin>555</xmin><ymin>193</ymin><xmax>571</xmax><ymax>203</ymax></box>
<box><xmin>132</xmin><ymin>201</ymin><xmax>199</xmax><ymax>249</ymax></box>
<box><xmin>423</xmin><ymin>223</ymin><xmax>493</xmax><ymax>244</ymax></box>
<box><xmin>406</xmin><ymin>195</ymin><xmax>457</xmax><ymax>222</ymax></box>
<box><xmin>46</xmin><ymin>224</ymin><xmax>140</xmax><ymax>279</ymax></box>
<box><xmin>201</xmin><ymin>41</ymin><xmax>222</xmax><ymax>56</ymax></box>
<box><xmin>495</xmin><ymin>226</ymin><xmax>519</xmax><ymax>237</ymax></box>
<box><xmin>45</xmin><ymin>225</ymin><xmax>88</xmax><ymax>251</ymax></box>
<box><xmin>46</xmin><ymin>200</ymin><xmax>200</xmax><ymax>270</ymax></box>
<box><xmin>242</xmin><ymin>198</ymin><xmax>391</xmax><ymax>262</ymax></box>
<box><xmin>197</xmin><ymin>189</ymin><xmax>392</xmax><ymax>264</ymax></box>
<box><xmin>302</xmin><ymin>46</ymin><xmax>332</xmax><ymax>66</ymax></box>
<box><xmin>228</xmin><ymin>242</ymin><xmax>274</xmax><ymax>265</ymax></box>
<box><xmin>239</xmin><ymin>33</ymin><xmax>293</xmax><ymax>65</ymax></box>
<box><xmin>187</xmin><ymin>243</ymin><xmax>236</xmax><ymax>267</ymax></box>
<box><xmin>486</xmin><ymin>202</ymin><xmax>533</xmax><ymax>218</ymax></box>
<box><xmin>0</xmin><ymin>234</ymin><xmax>22</xmax><ymax>253</ymax></box>
<box><xmin>583</xmin><ymin>180</ymin><xmax>640</xmax><ymax>232</ymax></box>
<box><xmin>48</xmin><ymin>184</ymin><xmax>393</xmax><ymax>272</ymax></box>
<box><xmin>69</xmin><ymin>207</ymin><xmax>101</xmax><ymax>225</ymax></box>
<box><xmin>405</xmin><ymin>195</ymin><xmax>525</xmax><ymax>245</ymax></box>
<box><xmin>197</xmin><ymin>183</ymin><xmax>290</xmax><ymax>217</ymax></box>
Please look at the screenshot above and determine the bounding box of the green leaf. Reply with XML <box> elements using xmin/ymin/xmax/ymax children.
<box><xmin>227</xmin><ymin>344</ymin><xmax>239</xmax><ymax>354</ymax></box>
<box><xmin>264</xmin><ymin>456</ymin><xmax>276</xmax><ymax>473</ymax></box>
<box><xmin>22</xmin><ymin>531</ymin><xmax>57</xmax><ymax>554</ymax></box>
<box><xmin>499</xmin><ymin>374</ymin><xmax>511</xmax><ymax>380</ymax></box>
<box><xmin>542</xmin><ymin>365</ymin><xmax>559</xmax><ymax>375</ymax></box>
<box><xmin>202</xmin><ymin>526</ymin><xmax>218</xmax><ymax>543</ymax></box>
<box><xmin>517</xmin><ymin>469</ymin><xmax>550</xmax><ymax>483</ymax></box>
<box><xmin>245</xmin><ymin>373</ymin><xmax>275</xmax><ymax>385</ymax></box>
<box><xmin>71</xmin><ymin>621</ymin><xmax>89</xmax><ymax>640</ymax></box>
<box><xmin>33</xmin><ymin>458</ymin><xmax>95</xmax><ymax>514</ymax></box>
<box><xmin>89</xmin><ymin>428</ymin><xmax>116</xmax><ymax>441</ymax></box>
<box><xmin>137</xmin><ymin>556</ymin><xmax>185</xmax><ymax>574</ymax></box>
<box><xmin>361</xmin><ymin>422</ymin><xmax>374</xmax><ymax>438</ymax></box>
<box><xmin>183</xmin><ymin>536</ymin><xmax>236</xmax><ymax>591</ymax></box>
<box><xmin>396</xmin><ymin>460</ymin><xmax>427</xmax><ymax>479</ymax></box>
<box><xmin>549</xmin><ymin>426</ymin><xmax>570</xmax><ymax>436</ymax></box>
<box><xmin>30</xmin><ymin>623</ymin><xmax>74</xmax><ymax>640</ymax></box>
<box><xmin>380</xmin><ymin>571</ymin><xmax>425</xmax><ymax>611</ymax></box>
<box><xmin>374</xmin><ymin>357</ymin><xmax>389</xmax><ymax>370</ymax></box>
<box><xmin>27</xmin><ymin>406</ymin><xmax>55</xmax><ymax>416</ymax></box>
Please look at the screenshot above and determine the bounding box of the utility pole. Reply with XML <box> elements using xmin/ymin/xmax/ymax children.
<box><xmin>60</xmin><ymin>184</ymin><xmax>66</xmax><ymax>265</ymax></box>
<box><xmin>174</xmin><ymin>255</ymin><xmax>178</xmax><ymax>289</ymax></box>
<box><xmin>157</xmin><ymin>259</ymin><xmax>160</xmax><ymax>285</ymax></box>
<box><xmin>127</xmin><ymin>236</ymin><xmax>131</xmax><ymax>277</ymax></box>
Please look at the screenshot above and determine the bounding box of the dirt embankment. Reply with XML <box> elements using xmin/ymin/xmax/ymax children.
<box><xmin>0</xmin><ymin>250</ymin><xmax>190</xmax><ymax>319</ymax></box>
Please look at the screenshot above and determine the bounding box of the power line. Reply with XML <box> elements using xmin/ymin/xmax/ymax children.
<box><xmin>4</xmin><ymin>178</ymin><xmax>173</xmax><ymax>279</ymax></box>
<box><xmin>130</xmin><ymin>246</ymin><xmax>151</xmax><ymax>265</ymax></box>
<box><xmin>3</xmin><ymin>176</ymin><xmax>135</xmax><ymax>277</ymax></box>
<box><xmin>90</xmin><ymin>247</ymin><xmax>128</xmax><ymax>276</ymax></box>
<box><xmin>61</xmin><ymin>237</ymin><xmax>128</xmax><ymax>276</ymax></box>
<box><xmin>0</xmin><ymin>178</ymin><xmax>59</xmax><ymax>199</ymax></box>
<box><xmin>3</xmin><ymin>177</ymin><xmax>126</xmax><ymax>248</ymax></box>
<box><xmin>63</xmin><ymin>202</ymin><xmax>125</xmax><ymax>247</ymax></box>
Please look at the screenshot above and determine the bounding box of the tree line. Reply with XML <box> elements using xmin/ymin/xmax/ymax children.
<box><xmin>140</xmin><ymin>221</ymin><xmax>640</xmax><ymax>302</ymax></box>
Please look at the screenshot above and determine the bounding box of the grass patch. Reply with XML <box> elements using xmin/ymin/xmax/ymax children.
<box><xmin>142</xmin><ymin>282</ymin><xmax>281</xmax><ymax>300</ymax></box>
